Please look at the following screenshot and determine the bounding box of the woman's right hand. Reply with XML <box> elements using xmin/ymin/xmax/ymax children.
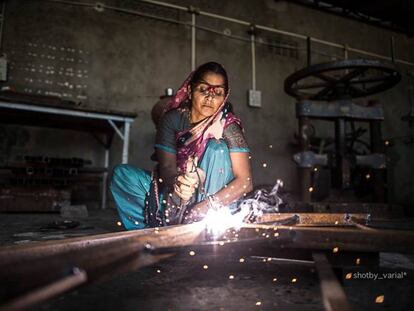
<box><xmin>174</xmin><ymin>173</ymin><xmax>199</xmax><ymax>201</ymax></box>
<box><xmin>173</xmin><ymin>156</ymin><xmax>204</xmax><ymax>202</ymax></box>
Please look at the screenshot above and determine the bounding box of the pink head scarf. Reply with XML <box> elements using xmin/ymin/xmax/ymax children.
<box><xmin>164</xmin><ymin>70</ymin><xmax>242</xmax><ymax>173</ymax></box>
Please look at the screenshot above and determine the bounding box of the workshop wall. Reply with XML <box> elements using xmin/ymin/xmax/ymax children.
<box><xmin>1</xmin><ymin>0</ymin><xmax>413</xmax><ymax>207</ymax></box>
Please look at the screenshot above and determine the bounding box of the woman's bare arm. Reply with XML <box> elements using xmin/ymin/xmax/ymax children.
<box><xmin>188</xmin><ymin>152</ymin><xmax>253</xmax><ymax>219</ymax></box>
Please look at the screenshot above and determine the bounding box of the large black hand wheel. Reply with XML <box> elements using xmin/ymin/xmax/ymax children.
<box><xmin>284</xmin><ymin>59</ymin><xmax>401</xmax><ymax>101</ymax></box>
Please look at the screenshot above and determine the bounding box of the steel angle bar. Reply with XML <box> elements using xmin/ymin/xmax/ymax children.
<box><xmin>312</xmin><ymin>252</ymin><xmax>352</xmax><ymax>311</ymax></box>
<box><xmin>238</xmin><ymin>224</ymin><xmax>414</xmax><ymax>253</ymax></box>
<box><xmin>256</xmin><ymin>213</ymin><xmax>369</xmax><ymax>226</ymax></box>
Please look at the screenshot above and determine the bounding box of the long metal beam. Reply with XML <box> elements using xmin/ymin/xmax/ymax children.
<box><xmin>256</xmin><ymin>212</ymin><xmax>368</xmax><ymax>225</ymax></box>
<box><xmin>0</xmin><ymin>222</ymin><xmax>204</xmax><ymax>265</ymax></box>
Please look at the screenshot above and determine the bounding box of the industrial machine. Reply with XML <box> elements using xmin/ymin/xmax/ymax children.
<box><xmin>284</xmin><ymin>59</ymin><xmax>401</xmax><ymax>203</ymax></box>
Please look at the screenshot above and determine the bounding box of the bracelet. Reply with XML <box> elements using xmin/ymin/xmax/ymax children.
<box><xmin>206</xmin><ymin>195</ymin><xmax>220</xmax><ymax>208</ymax></box>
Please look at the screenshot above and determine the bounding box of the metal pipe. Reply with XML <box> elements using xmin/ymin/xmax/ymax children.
<box><xmin>191</xmin><ymin>13</ymin><xmax>196</xmax><ymax>70</ymax></box>
<box><xmin>140</xmin><ymin>0</ymin><xmax>187</xmax><ymax>11</ymax></box>
<box><xmin>0</xmin><ymin>268</ymin><xmax>87</xmax><ymax>311</ymax></box>
<box><xmin>43</xmin><ymin>0</ymin><xmax>95</xmax><ymax>8</ymax></box>
<box><xmin>200</xmin><ymin>10</ymin><xmax>250</xmax><ymax>26</ymax></box>
<box><xmin>343</xmin><ymin>44</ymin><xmax>349</xmax><ymax>60</ymax></box>
<box><xmin>250</xmin><ymin>256</ymin><xmax>314</xmax><ymax>266</ymax></box>
<box><xmin>347</xmin><ymin>46</ymin><xmax>391</xmax><ymax>61</ymax></box>
<box><xmin>108</xmin><ymin>119</ymin><xmax>125</xmax><ymax>140</ymax></box>
<box><xmin>310</xmin><ymin>37</ymin><xmax>344</xmax><ymax>49</ymax></box>
<box><xmin>256</xmin><ymin>24</ymin><xmax>307</xmax><ymax>40</ymax></box>
<box><xmin>250</xmin><ymin>26</ymin><xmax>256</xmax><ymax>90</ymax></box>
<box><xmin>140</xmin><ymin>0</ymin><xmax>414</xmax><ymax>67</ymax></box>
<box><xmin>122</xmin><ymin>121</ymin><xmax>131</xmax><ymax>164</ymax></box>
<box><xmin>102</xmin><ymin>148</ymin><xmax>109</xmax><ymax>209</ymax></box>
<box><xmin>43</xmin><ymin>0</ymin><xmax>414</xmax><ymax>67</ymax></box>
<box><xmin>298</xmin><ymin>116</ymin><xmax>312</xmax><ymax>202</ymax></box>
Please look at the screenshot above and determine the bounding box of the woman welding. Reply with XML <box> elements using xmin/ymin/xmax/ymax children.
<box><xmin>110</xmin><ymin>62</ymin><xmax>252</xmax><ymax>230</ymax></box>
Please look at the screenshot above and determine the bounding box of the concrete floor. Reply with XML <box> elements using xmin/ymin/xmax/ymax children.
<box><xmin>1</xmin><ymin>210</ymin><xmax>413</xmax><ymax>311</ymax></box>
<box><xmin>0</xmin><ymin>209</ymin><xmax>122</xmax><ymax>246</ymax></box>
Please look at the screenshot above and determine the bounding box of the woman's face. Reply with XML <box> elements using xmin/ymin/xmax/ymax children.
<box><xmin>190</xmin><ymin>72</ymin><xmax>226</xmax><ymax>122</ymax></box>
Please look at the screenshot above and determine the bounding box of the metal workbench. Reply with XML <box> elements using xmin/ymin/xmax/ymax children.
<box><xmin>0</xmin><ymin>91</ymin><xmax>137</xmax><ymax>209</ymax></box>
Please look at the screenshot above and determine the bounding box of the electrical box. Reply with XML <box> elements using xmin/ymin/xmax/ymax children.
<box><xmin>0</xmin><ymin>56</ymin><xmax>7</xmax><ymax>81</ymax></box>
<box><xmin>248</xmin><ymin>89</ymin><xmax>261</xmax><ymax>108</ymax></box>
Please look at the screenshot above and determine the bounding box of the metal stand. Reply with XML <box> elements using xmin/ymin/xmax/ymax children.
<box><xmin>0</xmin><ymin>100</ymin><xmax>136</xmax><ymax>209</ymax></box>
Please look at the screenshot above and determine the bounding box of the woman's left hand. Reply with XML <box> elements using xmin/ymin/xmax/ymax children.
<box><xmin>182</xmin><ymin>201</ymin><xmax>209</xmax><ymax>224</ymax></box>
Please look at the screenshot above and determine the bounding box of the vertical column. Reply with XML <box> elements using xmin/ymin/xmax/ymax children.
<box><xmin>298</xmin><ymin>112</ymin><xmax>312</xmax><ymax>202</ymax></box>
<box><xmin>191</xmin><ymin>12</ymin><xmax>196</xmax><ymax>70</ymax></box>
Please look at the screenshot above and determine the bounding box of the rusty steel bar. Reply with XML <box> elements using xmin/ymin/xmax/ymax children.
<box><xmin>312</xmin><ymin>252</ymin><xmax>352</xmax><ymax>311</ymax></box>
<box><xmin>239</xmin><ymin>224</ymin><xmax>414</xmax><ymax>253</ymax></box>
<box><xmin>0</xmin><ymin>222</ymin><xmax>204</xmax><ymax>265</ymax></box>
<box><xmin>257</xmin><ymin>212</ymin><xmax>368</xmax><ymax>225</ymax></box>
